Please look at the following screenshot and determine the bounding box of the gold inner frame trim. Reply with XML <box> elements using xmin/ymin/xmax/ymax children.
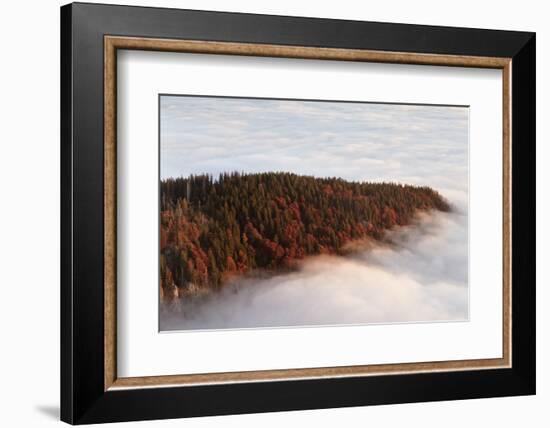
<box><xmin>104</xmin><ymin>35</ymin><xmax>512</xmax><ymax>391</ymax></box>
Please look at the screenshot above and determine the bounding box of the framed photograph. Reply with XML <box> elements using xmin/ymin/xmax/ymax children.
<box><xmin>60</xmin><ymin>2</ymin><xmax>535</xmax><ymax>424</ymax></box>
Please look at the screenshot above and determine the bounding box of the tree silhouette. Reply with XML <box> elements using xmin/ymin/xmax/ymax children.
<box><xmin>160</xmin><ymin>172</ymin><xmax>450</xmax><ymax>300</ymax></box>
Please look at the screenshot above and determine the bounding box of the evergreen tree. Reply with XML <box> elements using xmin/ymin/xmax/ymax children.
<box><xmin>159</xmin><ymin>171</ymin><xmax>449</xmax><ymax>299</ymax></box>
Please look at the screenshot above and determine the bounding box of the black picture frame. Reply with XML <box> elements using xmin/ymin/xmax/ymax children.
<box><xmin>61</xmin><ymin>2</ymin><xmax>535</xmax><ymax>424</ymax></box>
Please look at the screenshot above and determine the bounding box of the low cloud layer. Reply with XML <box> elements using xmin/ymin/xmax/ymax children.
<box><xmin>160</xmin><ymin>96</ymin><xmax>468</xmax><ymax>200</ymax></box>
<box><xmin>160</xmin><ymin>209</ymin><xmax>468</xmax><ymax>331</ymax></box>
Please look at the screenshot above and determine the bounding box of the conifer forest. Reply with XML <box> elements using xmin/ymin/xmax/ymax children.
<box><xmin>160</xmin><ymin>172</ymin><xmax>450</xmax><ymax>301</ymax></box>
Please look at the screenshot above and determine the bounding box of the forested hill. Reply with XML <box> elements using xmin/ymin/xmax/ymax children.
<box><xmin>160</xmin><ymin>172</ymin><xmax>450</xmax><ymax>300</ymax></box>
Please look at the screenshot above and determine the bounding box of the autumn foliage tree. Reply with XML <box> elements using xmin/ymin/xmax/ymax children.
<box><xmin>160</xmin><ymin>172</ymin><xmax>450</xmax><ymax>300</ymax></box>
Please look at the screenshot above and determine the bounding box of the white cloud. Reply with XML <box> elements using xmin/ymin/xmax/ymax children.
<box><xmin>160</xmin><ymin>96</ymin><xmax>468</xmax><ymax>195</ymax></box>
<box><xmin>161</xmin><ymin>209</ymin><xmax>468</xmax><ymax>330</ymax></box>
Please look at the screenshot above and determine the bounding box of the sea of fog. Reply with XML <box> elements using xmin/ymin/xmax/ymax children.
<box><xmin>160</xmin><ymin>204</ymin><xmax>468</xmax><ymax>331</ymax></box>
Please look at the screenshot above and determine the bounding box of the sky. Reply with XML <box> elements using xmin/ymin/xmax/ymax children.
<box><xmin>159</xmin><ymin>95</ymin><xmax>469</xmax><ymax>330</ymax></box>
<box><xmin>160</xmin><ymin>95</ymin><xmax>469</xmax><ymax>208</ymax></box>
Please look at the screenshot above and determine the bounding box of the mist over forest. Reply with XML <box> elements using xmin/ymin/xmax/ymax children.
<box><xmin>160</xmin><ymin>203</ymin><xmax>467</xmax><ymax>330</ymax></box>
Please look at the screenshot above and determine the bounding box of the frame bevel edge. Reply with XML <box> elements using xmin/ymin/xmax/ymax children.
<box><xmin>502</xmin><ymin>59</ymin><xmax>513</xmax><ymax>368</ymax></box>
<box><xmin>509</xmin><ymin>33</ymin><xmax>536</xmax><ymax>393</ymax></box>
<box><xmin>104</xmin><ymin>33</ymin><xmax>117</xmax><ymax>392</ymax></box>
<box><xmin>105</xmin><ymin>35</ymin><xmax>511</xmax><ymax>68</ymax></box>
<box><xmin>61</xmin><ymin>2</ymin><xmax>75</xmax><ymax>424</ymax></box>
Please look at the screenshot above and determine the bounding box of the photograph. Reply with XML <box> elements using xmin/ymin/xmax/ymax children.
<box><xmin>159</xmin><ymin>95</ymin><xmax>469</xmax><ymax>331</ymax></box>
<box><xmin>55</xmin><ymin>2</ymin><xmax>536</xmax><ymax>424</ymax></box>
